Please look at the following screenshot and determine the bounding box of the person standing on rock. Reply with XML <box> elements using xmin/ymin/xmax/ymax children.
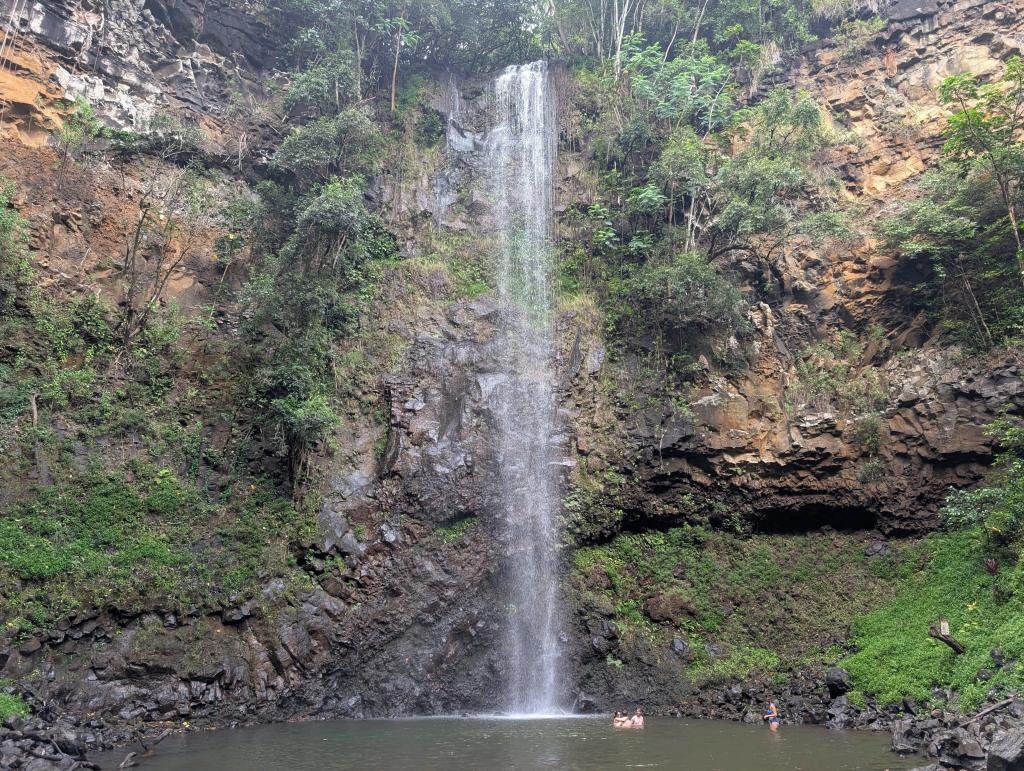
<box><xmin>764</xmin><ymin>701</ymin><xmax>780</xmax><ymax>732</ymax></box>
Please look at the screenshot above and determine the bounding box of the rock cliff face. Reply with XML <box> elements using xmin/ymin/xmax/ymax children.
<box><xmin>574</xmin><ymin>0</ymin><xmax>1024</xmax><ymax>537</ymax></box>
<box><xmin>1</xmin><ymin>0</ymin><xmax>269</xmax><ymax>132</ymax></box>
<box><xmin>0</xmin><ymin>0</ymin><xmax>1022</xmax><ymax>737</ymax></box>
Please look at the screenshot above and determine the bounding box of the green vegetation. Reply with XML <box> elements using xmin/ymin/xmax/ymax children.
<box><xmin>0</xmin><ymin>177</ymin><xmax>31</xmax><ymax>318</ymax></box>
<box><xmin>574</xmin><ymin>527</ymin><xmax>911</xmax><ymax>685</ymax></box>
<box><xmin>833</xmin><ymin>15</ymin><xmax>886</xmax><ymax>57</ymax></box>
<box><xmin>845</xmin><ymin>418</ymin><xmax>1024</xmax><ymax>710</ymax></box>
<box><xmin>0</xmin><ymin>464</ymin><xmax>314</xmax><ymax>636</ymax></box>
<box><xmin>844</xmin><ymin>528</ymin><xmax>1024</xmax><ymax>711</ymax></box>
<box><xmin>434</xmin><ymin>516</ymin><xmax>480</xmax><ymax>543</ymax></box>
<box><xmin>556</xmin><ymin>21</ymin><xmax>845</xmax><ymax>394</ymax></box>
<box><xmin>881</xmin><ymin>57</ymin><xmax>1024</xmax><ymax>349</ymax></box>
<box><xmin>52</xmin><ymin>96</ymin><xmax>105</xmax><ymax>180</ymax></box>
<box><xmin>0</xmin><ymin>692</ymin><xmax>29</xmax><ymax>720</ymax></box>
<box><xmin>790</xmin><ymin>330</ymin><xmax>888</xmax><ymax>414</ymax></box>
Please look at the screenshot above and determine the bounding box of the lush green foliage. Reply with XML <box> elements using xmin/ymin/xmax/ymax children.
<box><xmin>562</xmin><ymin>34</ymin><xmax>838</xmax><ymax>384</ymax></box>
<box><xmin>0</xmin><ymin>693</ymin><xmax>29</xmax><ymax>719</ymax></box>
<box><xmin>845</xmin><ymin>418</ymin><xmax>1024</xmax><ymax>709</ymax></box>
<box><xmin>273</xmin><ymin>110</ymin><xmax>384</xmax><ymax>183</ymax></box>
<box><xmin>0</xmin><ymin>178</ymin><xmax>31</xmax><ymax>315</ymax></box>
<box><xmin>434</xmin><ymin>516</ymin><xmax>480</xmax><ymax>543</ymax></box>
<box><xmin>844</xmin><ymin>529</ymin><xmax>1024</xmax><ymax>710</ymax></box>
<box><xmin>881</xmin><ymin>57</ymin><xmax>1024</xmax><ymax>348</ymax></box>
<box><xmin>574</xmin><ymin>527</ymin><xmax>908</xmax><ymax>684</ymax></box>
<box><xmin>0</xmin><ymin>465</ymin><xmax>314</xmax><ymax>635</ymax></box>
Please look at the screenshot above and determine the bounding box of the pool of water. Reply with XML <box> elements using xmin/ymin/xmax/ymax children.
<box><xmin>94</xmin><ymin>716</ymin><xmax>922</xmax><ymax>770</ymax></box>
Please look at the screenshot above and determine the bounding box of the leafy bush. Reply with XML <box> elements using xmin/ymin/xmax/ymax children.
<box><xmin>833</xmin><ymin>15</ymin><xmax>886</xmax><ymax>57</ymax></box>
<box><xmin>880</xmin><ymin>58</ymin><xmax>1024</xmax><ymax>348</ymax></box>
<box><xmin>273</xmin><ymin>109</ymin><xmax>384</xmax><ymax>184</ymax></box>
<box><xmin>284</xmin><ymin>51</ymin><xmax>359</xmax><ymax>120</ymax></box>
<box><xmin>0</xmin><ymin>178</ymin><xmax>31</xmax><ymax>312</ymax></box>
<box><xmin>943</xmin><ymin>419</ymin><xmax>1024</xmax><ymax>544</ymax></box>
<box><xmin>613</xmin><ymin>250</ymin><xmax>748</xmax><ymax>357</ymax></box>
<box><xmin>52</xmin><ymin>96</ymin><xmax>104</xmax><ymax>173</ymax></box>
<box><xmin>287</xmin><ymin>177</ymin><xmax>371</xmax><ymax>274</ymax></box>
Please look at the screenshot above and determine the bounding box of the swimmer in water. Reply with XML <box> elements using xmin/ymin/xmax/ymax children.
<box><xmin>612</xmin><ymin>710</ymin><xmax>629</xmax><ymax>727</ymax></box>
<box><xmin>764</xmin><ymin>700</ymin><xmax>780</xmax><ymax>732</ymax></box>
<box><xmin>630</xmin><ymin>708</ymin><xmax>645</xmax><ymax>728</ymax></box>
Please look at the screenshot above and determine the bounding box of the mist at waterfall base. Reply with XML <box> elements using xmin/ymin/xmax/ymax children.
<box><xmin>484</xmin><ymin>61</ymin><xmax>564</xmax><ymax>716</ymax></box>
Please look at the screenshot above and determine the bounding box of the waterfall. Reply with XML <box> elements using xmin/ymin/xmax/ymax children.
<box><xmin>484</xmin><ymin>61</ymin><xmax>562</xmax><ymax>715</ymax></box>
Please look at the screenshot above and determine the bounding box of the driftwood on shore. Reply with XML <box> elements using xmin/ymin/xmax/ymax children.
<box><xmin>958</xmin><ymin>698</ymin><xmax>1015</xmax><ymax>728</ymax></box>
<box><xmin>118</xmin><ymin>728</ymin><xmax>171</xmax><ymax>768</ymax></box>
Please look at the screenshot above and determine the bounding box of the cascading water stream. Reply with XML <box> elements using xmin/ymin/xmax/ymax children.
<box><xmin>484</xmin><ymin>61</ymin><xmax>562</xmax><ymax>715</ymax></box>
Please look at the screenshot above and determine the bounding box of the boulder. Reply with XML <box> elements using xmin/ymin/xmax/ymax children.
<box><xmin>825</xmin><ymin>666</ymin><xmax>852</xmax><ymax>696</ymax></box>
<box><xmin>643</xmin><ymin>592</ymin><xmax>695</xmax><ymax>623</ymax></box>
<box><xmin>669</xmin><ymin>637</ymin><xmax>693</xmax><ymax>660</ymax></box>
<box><xmin>988</xmin><ymin>729</ymin><xmax>1024</xmax><ymax>771</ymax></box>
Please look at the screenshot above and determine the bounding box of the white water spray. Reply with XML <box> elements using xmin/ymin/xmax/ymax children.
<box><xmin>484</xmin><ymin>61</ymin><xmax>562</xmax><ymax>715</ymax></box>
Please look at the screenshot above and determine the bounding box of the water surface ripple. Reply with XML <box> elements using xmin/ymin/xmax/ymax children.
<box><xmin>95</xmin><ymin>717</ymin><xmax>922</xmax><ymax>770</ymax></box>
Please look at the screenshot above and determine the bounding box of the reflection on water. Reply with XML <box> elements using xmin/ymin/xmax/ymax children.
<box><xmin>95</xmin><ymin>717</ymin><xmax>922</xmax><ymax>771</ymax></box>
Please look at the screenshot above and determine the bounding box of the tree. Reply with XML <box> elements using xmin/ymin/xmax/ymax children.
<box><xmin>273</xmin><ymin>108</ymin><xmax>384</xmax><ymax>185</ymax></box>
<box><xmin>877</xmin><ymin>58</ymin><xmax>1024</xmax><ymax>348</ymax></box>
<box><xmin>710</xmin><ymin>87</ymin><xmax>836</xmax><ymax>261</ymax></box>
<box><xmin>880</xmin><ymin>162</ymin><xmax>1024</xmax><ymax>348</ymax></box>
<box><xmin>52</xmin><ymin>96</ymin><xmax>104</xmax><ymax>183</ymax></box>
<box><xmin>940</xmin><ymin>56</ymin><xmax>1024</xmax><ymax>288</ymax></box>
<box><xmin>117</xmin><ymin>167</ymin><xmax>210</xmax><ymax>347</ymax></box>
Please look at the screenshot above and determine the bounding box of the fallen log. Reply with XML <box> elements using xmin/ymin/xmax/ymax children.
<box><xmin>959</xmin><ymin>698</ymin><xmax>1015</xmax><ymax>728</ymax></box>
<box><xmin>929</xmin><ymin>623</ymin><xmax>965</xmax><ymax>654</ymax></box>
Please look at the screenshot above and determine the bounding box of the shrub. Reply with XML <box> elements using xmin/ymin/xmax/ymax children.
<box><xmin>273</xmin><ymin>109</ymin><xmax>384</xmax><ymax>184</ymax></box>
<box><xmin>833</xmin><ymin>16</ymin><xmax>886</xmax><ymax>57</ymax></box>
<box><xmin>614</xmin><ymin>250</ymin><xmax>748</xmax><ymax>353</ymax></box>
<box><xmin>283</xmin><ymin>52</ymin><xmax>359</xmax><ymax>120</ymax></box>
<box><xmin>0</xmin><ymin>178</ymin><xmax>31</xmax><ymax>310</ymax></box>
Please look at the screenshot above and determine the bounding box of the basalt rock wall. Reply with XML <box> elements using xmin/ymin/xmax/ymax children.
<box><xmin>0</xmin><ymin>0</ymin><xmax>1021</xmax><ymax>739</ymax></box>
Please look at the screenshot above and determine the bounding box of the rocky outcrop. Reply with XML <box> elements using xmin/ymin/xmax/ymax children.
<box><xmin>569</xmin><ymin>0</ymin><xmax>1024</xmax><ymax>537</ymax></box>
<box><xmin>0</xmin><ymin>715</ymin><xmax>101</xmax><ymax>770</ymax></box>
<box><xmin>0</xmin><ymin>0</ymin><xmax>272</xmax><ymax>135</ymax></box>
<box><xmin>616</xmin><ymin>347</ymin><xmax>1023</xmax><ymax>535</ymax></box>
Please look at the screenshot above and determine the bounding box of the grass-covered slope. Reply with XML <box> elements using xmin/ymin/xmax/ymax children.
<box><xmin>845</xmin><ymin>527</ymin><xmax>1024</xmax><ymax>711</ymax></box>
<box><xmin>573</xmin><ymin>526</ymin><xmax>920</xmax><ymax>684</ymax></box>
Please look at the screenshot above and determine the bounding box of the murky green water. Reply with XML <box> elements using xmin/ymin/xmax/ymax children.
<box><xmin>95</xmin><ymin>716</ymin><xmax>921</xmax><ymax>770</ymax></box>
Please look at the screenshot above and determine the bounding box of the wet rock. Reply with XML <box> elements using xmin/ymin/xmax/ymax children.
<box><xmin>864</xmin><ymin>540</ymin><xmax>892</xmax><ymax>557</ymax></box>
<box><xmin>574</xmin><ymin>692</ymin><xmax>600</xmax><ymax>713</ymax></box>
<box><xmin>669</xmin><ymin>637</ymin><xmax>692</xmax><ymax>660</ymax></box>
<box><xmin>988</xmin><ymin>729</ymin><xmax>1024</xmax><ymax>771</ymax></box>
<box><xmin>221</xmin><ymin>600</ymin><xmax>258</xmax><ymax>624</ymax></box>
<box><xmin>705</xmin><ymin>643</ymin><xmax>727</xmax><ymax>659</ymax></box>
<box><xmin>826</xmin><ymin>695</ymin><xmax>854</xmax><ymax>729</ymax></box>
<box><xmin>825</xmin><ymin>667</ymin><xmax>851</xmax><ymax>696</ymax></box>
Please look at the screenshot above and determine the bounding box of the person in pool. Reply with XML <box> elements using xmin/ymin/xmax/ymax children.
<box><xmin>630</xmin><ymin>708</ymin><xmax>645</xmax><ymax>728</ymax></box>
<box><xmin>763</xmin><ymin>700</ymin><xmax>780</xmax><ymax>732</ymax></box>
<box><xmin>612</xmin><ymin>711</ymin><xmax>630</xmax><ymax>727</ymax></box>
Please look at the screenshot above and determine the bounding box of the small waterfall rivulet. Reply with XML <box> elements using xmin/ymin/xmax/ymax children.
<box><xmin>484</xmin><ymin>61</ymin><xmax>562</xmax><ymax>715</ymax></box>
